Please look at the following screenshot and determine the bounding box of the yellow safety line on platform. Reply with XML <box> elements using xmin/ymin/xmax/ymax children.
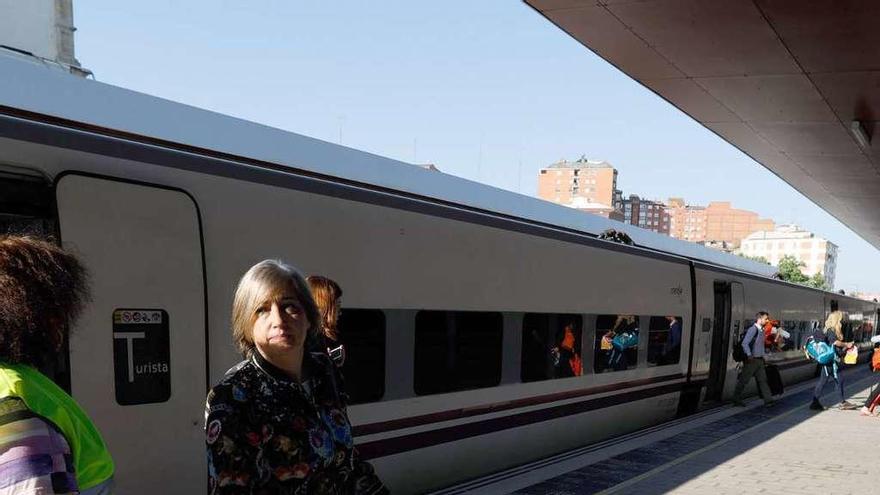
<box><xmin>595</xmin><ymin>374</ymin><xmax>872</xmax><ymax>495</ymax></box>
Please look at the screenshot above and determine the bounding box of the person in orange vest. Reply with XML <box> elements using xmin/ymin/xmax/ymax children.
<box><xmin>763</xmin><ymin>319</ymin><xmax>793</xmax><ymax>353</ymax></box>
<box><xmin>860</xmin><ymin>335</ymin><xmax>880</xmax><ymax>416</ymax></box>
<box><xmin>551</xmin><ymin>323</ymin><xmax>582</xmax><ymax>378</ymax></box>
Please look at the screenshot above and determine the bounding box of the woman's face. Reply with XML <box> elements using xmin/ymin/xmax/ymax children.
<box><xmin>251</xmin><ymin>291</ymin><xmax>310</xmax><ymax>357</ymax></box>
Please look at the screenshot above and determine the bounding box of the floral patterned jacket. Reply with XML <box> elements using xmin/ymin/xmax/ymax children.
<box><xmin>205</xmin><ymin>352</ymin><xmax>388</xmax><ymax>494</ymax></box>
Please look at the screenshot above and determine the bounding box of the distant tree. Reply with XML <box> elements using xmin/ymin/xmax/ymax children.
<box><xmin>776</xmin><ymin>255</ymin><xmax>810</xmax><ymax>284</ymax></box>
<box><xmin>805</xmin><ymin>272</ymin><xmax>830</xmax><ymax>291</ymax></box>
<box><xmin>720</xmin><ymin>251</ymin><xmax>833</xmax><ymax>291</ymax></box>
<box><xmin>774</xmin><ymin>256</ymin><xmax>831</xmax><ymax>290</ymax></box>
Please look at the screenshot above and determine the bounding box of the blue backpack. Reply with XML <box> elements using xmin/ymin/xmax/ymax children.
<box><xmin>805</xmin><ymin>336</ymin><xmax>835</xmax><ymax>365</ymax></box>
<box><xmin>612</xmin><ymin>331</ymin><xmax>639</xmax><ymax>351</ymax></box>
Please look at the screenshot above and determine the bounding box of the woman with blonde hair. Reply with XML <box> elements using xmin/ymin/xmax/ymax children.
<box><xmin>205</xmin><ymin>260</ymin><xmax>386</xmax><ymax>494</ymax></box>
<box><xmin>809</xmin><ymin>304</ymin><xmax>856</xmax><ymax>410</ymax></box>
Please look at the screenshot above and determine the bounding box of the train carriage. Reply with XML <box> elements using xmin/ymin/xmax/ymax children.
<box><xmin>0</xmin><ymin>53</ymin><xmax>877</xmax><ymax>494</ymax></box>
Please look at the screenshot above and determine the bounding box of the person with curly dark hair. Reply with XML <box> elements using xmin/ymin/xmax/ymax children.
<box><xmin>0</xmin><ymin>235</ymin><xmax>115</xmax><ymax>494</ymax></box>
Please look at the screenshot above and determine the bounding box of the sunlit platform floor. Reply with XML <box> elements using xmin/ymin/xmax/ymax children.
<box><xmin>440</xmin><ymin>365</ymin><xmax>879</xmax><ymax>495</ymax></box>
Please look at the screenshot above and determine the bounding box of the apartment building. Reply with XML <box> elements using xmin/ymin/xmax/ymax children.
<box><xmin>740</xmin><ymin>225</ymin><xmax>838</xmax><ymax>287</ymax></box>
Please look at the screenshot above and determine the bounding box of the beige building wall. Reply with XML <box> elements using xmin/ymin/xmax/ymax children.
<box><xmin>704</xmin><ymin>202</ymin><xmax>775</xmax><ymax>247</ymax></box>
<box><xmin>669</xmin><ymin>206</ymin><xmax>707</xmax><ymax>242</ymax></box>
<box><xmin>669</xmin><ymin>201</ymin><xmax>774</xmax><ymax>248</ymax></box>
<box><xmin>740</xmin><ymin>225</ymin><xmax>838</xmax><ymax>287</ymax></box>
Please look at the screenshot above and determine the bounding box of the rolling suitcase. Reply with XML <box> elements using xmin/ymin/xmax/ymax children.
<box><xmin>766</xmin><ymin>363</ymin><xmax>784</xmax><ymax>396</ymax></box>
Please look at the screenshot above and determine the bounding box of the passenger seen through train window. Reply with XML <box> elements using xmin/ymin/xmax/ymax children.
<box><xmin>647</xmin><ymin>316</ymin><xmax>682</xmax><ymax>366</ymax></box>
<box><xmin>521</xmin><ymin>314</ymin><xmax>583</xmax><ymax>382</ymax></box>
<box><xmin>762</xmin><ymin>319</ymin><xmax>785</xmax><ymax>353</ymax></box>
<box><xmin>594</xmin><ymin>315</ymin><xmax>639</xmax><ymax>373</ymax></box>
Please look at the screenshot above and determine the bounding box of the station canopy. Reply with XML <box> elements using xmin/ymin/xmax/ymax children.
<box><xmin>526</xmin><ymin>1</ymin><xmax>880</xmax><ymax>247</ymax></box>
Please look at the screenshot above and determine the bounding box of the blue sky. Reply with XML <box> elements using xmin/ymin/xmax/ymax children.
<box><xmin>74</xmin><ymin>1</ymin><xmax>880</xmax><ymax>292</ymax></box>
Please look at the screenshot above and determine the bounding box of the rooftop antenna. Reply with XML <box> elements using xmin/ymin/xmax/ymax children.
<box><xmin>518</xmin><ymin>158</ymin><xmax>523</xmax><ymax>194</ymax></box>
<box><xmin>336</xmin><ymin>115</ymin><xmax>346</xmax><ymax>145</ymax></box>
<box><xmin>477</xmin><ymin>133</ymin><xmax>484</xmax><ymax>182</ymax></box>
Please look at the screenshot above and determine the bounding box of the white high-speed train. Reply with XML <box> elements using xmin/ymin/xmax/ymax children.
<box><xmin>1</xmin><ymin>52</ymin><xmax>877</xmax><ymax>494</ymax></box>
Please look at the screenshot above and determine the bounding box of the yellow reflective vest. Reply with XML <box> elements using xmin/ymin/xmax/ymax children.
<box><xmin>0</xmin><ymin>363</ymin><xmax>114</xmax><ymax>490</ymax></box>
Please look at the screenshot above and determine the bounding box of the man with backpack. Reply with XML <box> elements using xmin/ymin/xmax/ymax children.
<box><xmin>809</xmin><ymin>305</ymin><xmax>857</xmax><ymax>410</ymax></box>
<box><xmin>732</xmin><ymin>311</ymin><xmax>775</xmax><ymax>407</ymax></box>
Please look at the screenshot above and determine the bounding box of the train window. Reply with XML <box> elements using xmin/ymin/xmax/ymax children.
<box><xmin>647</xmin><ymin>316</ymin><xmax>682</xmax><ymax>366</ymax></box>
<box><xmin>338</xmin><ymin>309</ymin><xmax>386</xmax><ymax>404</ymax></box>
<box><xmin>770</xmin><ymin>320</ymin><xmax>796</xmax><ymax>352</ymax></box>
<box><xmin>852</xmin><ymin>319</ymin><xmax>868</xmax><ymax>343</ymax></box>
<box><xmin>863</xmin><ymin>320</ymin><xmax>876</xmax><ymax>341</ymax></box>
<box><xmin>793</xmin><ymin>321</ymin><xmax>807</xmax><ymax>349</ymax></box>
<box><xmin>594</xmin><ymin>315</ymin><xmax>639</xmax><ymax>373</ymax></box>
<box><xmin>0</xmin><ymin>175</ymin><xmax>56</xmax><ymax>237</ymax></box>
<box><xmin>521</xmin><ymin>314</ymin><xmax>583</xmax><ymax>382</ymax></box>
<box><xmin>414</xmin><ymin>311</ymin><xmax>503</xmax><ymax>395</ymax></box>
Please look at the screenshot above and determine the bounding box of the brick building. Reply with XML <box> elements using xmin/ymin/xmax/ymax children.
<box><xmin>622</xmin><ymin>195</ymin><xmax>670</xmax><ymax>235</ymax></box>
<box><xmin>669</xmin><ymin>200</ymin><xmax>774</xmax><ymax>248</ymax></box>
<box><xmin>538</xmin><ymin>157</ymin><xmax>621</xmax><ymax>210</ymax></box>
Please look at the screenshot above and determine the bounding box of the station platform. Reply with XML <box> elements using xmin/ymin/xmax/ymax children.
<box><xmin>436</xmin><ymin>365</ymin><xmax>879</xmax><ymax>495</ymax></box>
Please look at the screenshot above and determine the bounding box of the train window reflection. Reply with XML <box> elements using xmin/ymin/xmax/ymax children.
<box><xmin>647</xmin><ymin>316</ymin><xmax>682</xmax><ymax>366</ymax></box>
<box><xmin>594</xmin><ymin>315</ymin><xmax>639</xmax><ymax>373</ymax></box>
<box><xmin>862</xmin><ymin>320</ymin><xmax>875</xmax><ymax>342</ymax></box>
<box><xmin>521</xmin><ymin>314</ymin><xmax>583</xmax><ymax>382</ymax></box>
<box><xmin>414</xmin><ymin>311</ymin><xmax>503</xmax><ymax>395</ymax></box>
<box><xmin>759</xmin><ymin>319</ymin><xmax>795</xmax><ymax>354</ymax></box>
<box><xmin>797</xmin><ymin>321</ymin><xmax>808</xmax><ymax>347</ymax></box>
<box><xmin>852</xmin><ymin>319</ymin><xmax>868</xmax><ymax>343</ymax></box>
<box><xmin>337</xmin><ymin>309</ymin><xmax>385</xmax><ymax>404</ymax></box>
<box><xmin>841</xmin><ymin>318</ymin><xmax>855</xmax><ymax>342</ymax></box>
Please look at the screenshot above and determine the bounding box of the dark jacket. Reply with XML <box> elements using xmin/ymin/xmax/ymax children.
<box><xmin>205</xmin><ymin>352</ymin><xmax>387</xmax><ymax>494</ymax></box>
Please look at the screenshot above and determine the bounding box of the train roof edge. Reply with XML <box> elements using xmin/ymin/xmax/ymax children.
<box><xmin>0</xmin><ymin>52</ymin><xmax>778</xmax><ymax>279</ymax></box>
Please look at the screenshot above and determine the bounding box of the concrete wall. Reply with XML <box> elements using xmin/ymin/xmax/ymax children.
<box><xmin>0</xmin><ymin>0</ymin><xmax>77</xmax><ymax>66</ymax></box>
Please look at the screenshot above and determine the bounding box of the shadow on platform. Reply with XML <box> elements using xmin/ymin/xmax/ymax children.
<box><xmin>513</xmin><ymin>365</ymin><xmax>877</xmax><ymax>495</ymax></box>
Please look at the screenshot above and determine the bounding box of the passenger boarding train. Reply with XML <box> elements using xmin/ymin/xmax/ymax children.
<box><xmin>0</xmin><ymin>52</ymin><xmax>878</xmax><ymax>494</ymax></box>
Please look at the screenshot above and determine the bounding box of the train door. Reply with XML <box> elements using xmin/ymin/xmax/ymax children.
<box><xmin>705</xmin><ymin>281</ymin><xmax>743</xmax><ymax>402</ymax></box>
<box><xmin>56</xmin><ymin>174</ymin><xmax>206</xmax><ymax>494</ymax></box>
<box><xmin>0</xmin><ymin>171</ymin><xmax>73</xmax><ymax>378</ymax></box>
